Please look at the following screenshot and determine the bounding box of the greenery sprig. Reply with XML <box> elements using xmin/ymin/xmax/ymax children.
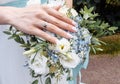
<box><xmin>79</xmin><ymin>6</ymin><xmax>118</xmax><ymax>54</ymax></box>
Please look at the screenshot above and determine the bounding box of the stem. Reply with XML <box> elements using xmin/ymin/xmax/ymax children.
<box><xmin>40</xmin><ymin>76</ymin><xmax>43</xmax><ymax>84</ymax></box>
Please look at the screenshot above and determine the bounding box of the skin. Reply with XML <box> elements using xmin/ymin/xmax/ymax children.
<box><xmin>0</xmin><ymin>0</ymin><xmax>74</xmax><ymax>44</ymax></box>
<box><xmin>65</xmin><ymin>0</ymin><xmax>73</xmax><ymax>8</ymax></box>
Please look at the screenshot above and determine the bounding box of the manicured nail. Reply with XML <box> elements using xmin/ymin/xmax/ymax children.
<box><xmin>72</xmin><ymin>27</ymin><xmax>77</xmax><ymax>32</ymax></box>
<box><xmin>55</xmin><ymin>39</ymin><xmax>59</xmax><ymax>44</ymax></box>
<box><xmin>72</xmin><ymin>21</ymin><xmax>77</xmax><ymax>26</ymax></box>
<box><xmin>67</xmin><ymin>33</ymin><xmax>73</xmax><ymax>38</ymax></box>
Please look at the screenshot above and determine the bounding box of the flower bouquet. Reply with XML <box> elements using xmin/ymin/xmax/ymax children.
<box><xmin>4</xmin><ymin>1</ymin><xmax>92</xmax><ymax>84</ymax></box>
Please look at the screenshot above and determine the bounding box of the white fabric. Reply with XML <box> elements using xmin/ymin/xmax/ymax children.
<box><xmin>0</xmin><ymin>0</ymin><xmax>37</xmax><ymax>84</ymax></box>
<box><xmin>0</xmin><ymin>0</ymin><xmax>68</xmax><ymax>84</ymax></box>
<box><xmin>0</xmin><ymin>25</ymin><xmax>32</xmax><ymax>84</ymax></box>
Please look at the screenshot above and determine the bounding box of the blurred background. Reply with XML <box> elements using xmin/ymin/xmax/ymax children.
<box><xmin>73</xmin><ymin>0</ymin><xmax>120</xmax><ymax>84</ymax></box>
<box><xmin>73</xmin><ymin>0</ymin><xmax>120</xmax><ymax>55</ymax></box>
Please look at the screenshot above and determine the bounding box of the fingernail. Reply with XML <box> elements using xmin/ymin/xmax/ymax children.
<box><xmin>55</xmin><ymin>39</ymin><xmax>59</xmax><ymax>44</ymax></box>
<box><xmin>72</xmin><ymin>27</ymin><xmax>77</xmax><ymax>32</ymax></box>
<box><xmin>72</xmin><ymin>21</ymin><xmax>77</xmax><ymax>26</ymax></box>
<box><xmin>67</xmin><ymin>33</ymin><xmax>73</xmax><ymax>38</ymax></box>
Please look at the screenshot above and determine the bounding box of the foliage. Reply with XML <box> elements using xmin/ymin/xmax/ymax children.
<box><xmin>73</xmin><ymin>0</ymin><xmax>120</xmax><ymax>33</ymax></box>
<box><xmin>3</xmin><ymin>6</ymin><xmax>91</xmax><ymax>84</ymax></box>
<box><xmin>78</xmin><ymin>6</ymin><xmax>118</xmax><ymax>54</ymax></box>
<box><xmin>3</xmin><ymin>4</ymin><xmax>118</xmax><ymax>84</ymax></box>
<box><xmin>97</xmin><ymin>34</ymin><xmax>120</xmax><ymax>55</ymax></box>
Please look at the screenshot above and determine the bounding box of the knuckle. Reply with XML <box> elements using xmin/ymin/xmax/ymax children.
<box><xmin>28</xmin><ymin>27</ymin><xmax>35</xmax><ymax>32</ymax></box>
<box><xmin>49</xmin><ymin>25</ymin><xmax>57</xmax><ymax>32</ymax></box>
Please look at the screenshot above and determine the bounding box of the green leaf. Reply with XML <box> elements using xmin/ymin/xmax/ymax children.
<box><xmin>96</xmin><ymin>48</ymin><xmax>103</xmax><ymax>51</ymax></box>
<box><xmin>32</xmin><ymin>80</ymin><xmax>38</xmax><ymax>84</ymax></box>
<box><xmin>89</xmin><ymin>7</ymin><xmax>94</xmax><ymax>12</ymax></box>
<box><xmin>45</xmin><ymin>77</ymin><xmax>51</xmax><ymax>84</ymax></box>
<box><xmin>67</xmin><ymin>76</ymin><xmax>72</xmax><ymax>81</ymax></box>
<box><xmin>9</xmin><ymin>26</ymin><xmax>13</xmax><ymax>31</ymax></box>
<box><xmin>3</xmin><ymin>31</ymin><xmax>11</xmax><ymax>35</ymax></box>
<box><xmin>14</xmin><ymin>35</ymin><xmax>21</xmax><ymax>43</ymax></box>
<box><xmin>91</xmin><ymin>46</ymin><xmax>96</xmax><ymax>54</ymax></box>
<box><xmin>13</xmin><ymin>35</ymin><xmax>25</xmax><ymax>44</ymax></box>
<box><xmin>20</xmin><ymin>37</ymin><xmax>25</xmax><ymax>44</ymax></box>
<box><xmin>8</xmin><ymin>36</ymin><xmax>15</xmax><ymax>39</ymax></box>
<box><xmin>108</xmin><ymin>27</ymin><xmax>118</xmax><ymax>33</ymax></box>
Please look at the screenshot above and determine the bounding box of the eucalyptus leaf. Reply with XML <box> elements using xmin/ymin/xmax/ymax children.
<box><xmin>14</xmin><ymin>35</ymin><xmax>21</xmax><ymax>43</ymax></box>
<box><xmin>108</xmin><ymin>27</ymin><xmax>118</xmax><ymax>33</ymax></box>
<box><xmin>96</xmin><ymin>48</ymin><xmax>103</xmax><ymax>51</ymax></box>
<box><xmin>45</xmin><ymin>77</ymin><xmax>51</xmax><ymax>84</ymax></box>
<box><xmin>3</xmin><ymin>31</ymin><xmax>11</xmax><ymax>35</ymax></box>
<box><xmin>91</xmin><ymin>46</ymin><xmax>96</xmax><ymax>54</ymax></box>
<box><xmin>9</xmin><ymin>26</ymin><xmax>13</xmax><ymax>31</ymax></box>
<box><xmin>32</xmin><ymin>80</ymin><xmax>38</xmax><ymax>84</ymax></box>
<box><xmin>8</xmin><ymin>36</ymin><xmax>15</xmax><ymax>39</ymax></box>
<box><xmin>20</xmin><ymin>37</ymin><xmax>25</xmax><ymax>44</ymax></box>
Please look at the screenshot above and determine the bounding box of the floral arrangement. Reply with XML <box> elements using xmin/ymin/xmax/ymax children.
<box><xmin>30</xmin><ymin>6</ymin><xmax>91</xmax><ymax>83</ymax></box>
<box><xmin>4</xmin><ymin>0</ymin><xmax>117</xmax><ymax>84</ymax></box>
<box><xmin>3</xmin><ymin>1</ymin><xmax>118</xmax><ymax>84</ymax></box>
<box><xmin>4</xmin><ymin>4</ymin><xmax>91</xmax><ymax>84</ymax></box>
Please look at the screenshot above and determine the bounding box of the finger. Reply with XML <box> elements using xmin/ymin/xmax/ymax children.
<box><xmin>41</xmin><ymin>14</ymin><xmax>77</xmax><ymax>32</ymax></box>
<box><xmin>34</xmin><ymin>20</ymin><xmax>73</xmax><ymax>39</ymax></box>
<box><xmin>52</xmin><ymin>5</ymin><xmax>61</xmax><ymax>10</ymax></box>
<box><xmin>31</xmin><ymin>27</ymin><xmax>58</xmax><ymax>44</ymax></box>
<box><xmin>45</xmin><ymin>7</ymin><xmax>76</xmax><ymax>26</ymax></box>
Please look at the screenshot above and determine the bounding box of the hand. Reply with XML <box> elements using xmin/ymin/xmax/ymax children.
<box><xmin>65</xmin><ymin>0</ymin><xmax>73</xmax><ymax>8</ymax></box>
<box><xmin>1</xmin><ymin>5</ymin><xmax>77</xmax><ymax>43</ymax></box>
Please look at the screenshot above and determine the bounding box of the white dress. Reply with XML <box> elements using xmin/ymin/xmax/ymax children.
<box><xmin>0</xmin><ymin>25</ymin><xmax>32</xmax><ymax>84</ymax></box>
<box><xmin>0</xmin><ymin>0</ymin><xmax>68</xmax><ymax>84</ymax></box>
<box><xmin>0</xmin><ymin>0</ymin><xmax>35</xmax><ymax>84</ymax></box>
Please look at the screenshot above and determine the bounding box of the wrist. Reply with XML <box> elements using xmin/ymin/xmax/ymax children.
<box><xmin>0</xmin><ymin>6</ymin><xmax>19</xmax><ymax>25</ymax></box>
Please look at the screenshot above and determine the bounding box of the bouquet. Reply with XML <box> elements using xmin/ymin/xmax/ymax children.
<box><xmin>4</xmin><ymin>1</ymin><xmax>92</xmax><ymax>84</ymax></box>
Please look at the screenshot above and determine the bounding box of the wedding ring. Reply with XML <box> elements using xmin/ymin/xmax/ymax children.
<box><xmin>42</xmin><ymin>22</ymin><xmax>48</xmax><ymax>31</ymax></box>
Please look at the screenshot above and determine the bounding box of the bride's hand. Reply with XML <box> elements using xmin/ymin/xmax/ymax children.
<box><xmin>2</xmin><ymin>5</ymin><xmax>76</xmax><ymax>43</ymax></box>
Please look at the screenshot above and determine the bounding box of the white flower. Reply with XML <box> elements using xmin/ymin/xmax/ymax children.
<box><xmin>48</xmin><ymin>44</ymin><xmax>56</xmax><ymax>51</ymax></box>
<box><xmin>27</xmin><ymin>0</ymin><xmax>40</xmax><ymax>6</ymax></box>
<box><xmin>59</xmin><ymin>5</ymin><xmax>69</xmax><ymax>16</ymax></box>
<box><xmin>80</xmin><ymin>51</ymin><xmax>84</xmax><ymax>58</ymax></box>
<box><xmin>70</xmin><ymin>8</ymin><xmax>78</xmax><ymax>17</ymax></box>
<box><xmin>82</xmin><ymin>28</ymin><xmax>91</xmax><ymax>38</ymax></box>
<box><xmin>56</xmin><ymin>38</ymin><xmax>70</xmax><ymax>53</ymax></box>
<box><xmin>23</xmin><ymin>48</ymin><xmax>36</xmax><ymax>57</ymax></box>
<box><xmin>59</xmin><ymin>5</ymin><xmax>78</xmax><ymax>17</ymax></box>
<box><xmin>29</xmin><ymin>52</ymin><xmax>49</xmax><ymax>74</ymax></box>
<box><xmin>60</xmin><ymin>53</ymin><xmax>80</xmax><ymax>68</ymax></box>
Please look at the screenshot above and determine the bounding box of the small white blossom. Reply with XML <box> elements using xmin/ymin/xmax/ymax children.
<box><xmin>80</xmin><ymin>51</ymin><xmax>84</xmax><ymax>58</ymax></box>
<box><xmin>60</xmin><ymin>53</ymin><xmax>80</xmax><ymax>68</ymax></box>
<box><xmin>29</xmin><ymin>52</ymin><xmax>49</xmax><ymax>74</ymax></box>
<box><xmin>70</xmin><ymin>8</ymin><xmax>78</xmax><ymax>17</ymax></box>
<box><xmin>23</xmin><ymin>48</ymin><xmax>36</xmax><ymax>57</ymax></box>
<box><xmin>55</xmin><ymin>38</ymin><xmax>70</xmax><ymax>53</ymax></box>
<box><xmin>59</xmin><ymin>5</ymin><xmax>69</xmax><ymax>16</ymax></box>
<box><xmin>82</xmin><ymin>28</ymin><xmax>91</xmax><ymax>38</ymax></box>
